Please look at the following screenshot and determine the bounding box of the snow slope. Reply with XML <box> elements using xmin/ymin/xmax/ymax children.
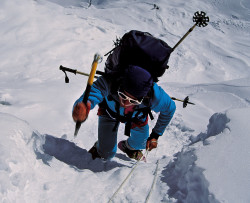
<box><xmin>0</xmin><ymin>0</ymin><xmax>250</xmax><ymax>202</ymax></box>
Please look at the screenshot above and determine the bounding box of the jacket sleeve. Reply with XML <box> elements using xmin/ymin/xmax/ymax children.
<box><xmin>73</xmin><ymin>76</ymin><xmax>110</xmax><ymax>110</ymax></box>
<box><xmin>150</xmin><ymin>84</ymin><xmax>176</xmax><ymax>136</ymax></box>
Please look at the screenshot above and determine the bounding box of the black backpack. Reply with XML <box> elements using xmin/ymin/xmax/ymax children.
<box><xmin>100</xmin><ymin>30</ymin><xmax>173</xmax><ymax>136</ymax></box>
<box><xmin>104</xmin><ymin>30</ymin><xmax>173</xmax><ymax>82</ymax></box>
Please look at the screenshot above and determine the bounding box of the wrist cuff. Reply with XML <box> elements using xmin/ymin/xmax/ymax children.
<box><xmin>149</xmin><ymin>132</ymin><xmax>160</xmax><ymax>140</ymax></box>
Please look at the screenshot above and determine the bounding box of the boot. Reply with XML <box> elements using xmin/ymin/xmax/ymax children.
<box><xmin>118</xmin><ymin>140</ymin><xmax>143</xmax><ymax>161</ymax></box>
<box><xmin>88</xmin><ymin>142</ymin><xmax>101</xmax><ymax>160</ymax></box>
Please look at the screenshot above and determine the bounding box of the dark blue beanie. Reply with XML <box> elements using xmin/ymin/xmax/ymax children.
<box><xmin>122</xmin><ymin>65</ymin><xmax>153</xmax><ymax>99</ymax></box>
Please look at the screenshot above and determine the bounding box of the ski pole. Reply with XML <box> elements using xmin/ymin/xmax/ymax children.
<box><xmin>60</xmin><ymin>65</ymin><xmax>195</xmax><ymax>108</ymax></box>
<box><xmin>171</xmin><ymin>96</ymin><xmax>195</xmax><ymax>108</ymax></box>
<box><xmin>172</xmin><ymin>11</ymin><xmax>209</xmax><ymax>52</ymax></box>
<box><xmin>59</xmin><ymin>65</ymin><xmax>104</xmax><ymax>83</ymax></box>
<box><xmin>74</xmin><ymin>53</ymin><xmax>102</xmax><ymax>137</ymax></box>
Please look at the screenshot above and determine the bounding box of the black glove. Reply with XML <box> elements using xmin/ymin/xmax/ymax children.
<box><xmin>148</xmin><ymin>131</ymin><xmax>160</xmax><ymax>141</ymax></box>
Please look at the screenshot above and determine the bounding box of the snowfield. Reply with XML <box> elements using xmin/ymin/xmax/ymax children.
<box><xmin>0</xmin><ymin>0</ymin><xmax>250</xmax><ymax>202</ymax></box>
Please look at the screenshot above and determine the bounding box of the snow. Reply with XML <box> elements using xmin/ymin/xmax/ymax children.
<box><xmin>196</xmin><ymin>109</ymin><xmax>250</xmax><ymax>203</ymax></box>
<box><xmin>0</xmin><ymin>0</ymin><xmax>250</xmax><ymax>202</ymax></box>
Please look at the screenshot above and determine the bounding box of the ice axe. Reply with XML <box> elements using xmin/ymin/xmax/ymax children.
<box><xmin>172</xmin><ymin>11</ymin><xmax>209</xmax><ymax>52</ymax></box>
<box><xmin>74</xmin><ymin>53</ymin><xmax>102</xmax><ymax>137</ymax></box>
<box><xmin>171</xmin><ymin>96</ymin><xmax>195</xmax><ymax>108</ymax></box>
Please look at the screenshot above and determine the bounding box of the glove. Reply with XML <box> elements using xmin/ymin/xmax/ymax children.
<box><xmin>72</xmin><ymin>101</ymin><xmax>91</xmax><ymax>123</ymax></box>
<box><xmin>146</xmin><ymin>132</ymin><xmax>160</xmax><ymax>151</ymax></box>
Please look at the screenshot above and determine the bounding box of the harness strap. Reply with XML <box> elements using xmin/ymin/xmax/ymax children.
<box><xmin>98</xmin><ymin>99</ymin><xmax>153</xmax><ymax>136</ymax></box>
<box><xmin>113</xmin><ymin>100</ymin><xmax>121</xmax><ymax>132</ymax></box>
<box><xmin>124</xmin><ymin>112</ymin><xmax>133</xmax><ymax>136</ymax></box>
<box><xmin>148</xmin><ymin>110</ymin><xmax>154</xmax><ymax>120</ymax></box>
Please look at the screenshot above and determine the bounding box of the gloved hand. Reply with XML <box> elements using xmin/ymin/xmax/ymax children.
<box><xmin>146</xmin><ymin>132</ymin><xmax>160</xmax><ymax>151</ymax></box>
<box><xmin>72</xmin><ymin>101</ymin><xmax>91</xmax><ymax>123</ymax></box>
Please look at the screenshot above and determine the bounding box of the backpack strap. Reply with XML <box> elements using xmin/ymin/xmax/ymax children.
<box><xmin>124</xmin><ymin>112</ymin><xmax>133</xmax><ymax>136</ymax></box>
<box><xmin>98</xmin><ymin>85</ymin><xmax>155</xmax><ymax>136</ymax></box>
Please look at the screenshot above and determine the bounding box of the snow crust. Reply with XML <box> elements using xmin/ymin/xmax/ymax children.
<box><xmin>1</xmin><ymin>0</ymin><xmax>250</xmax><ymax>202</ymax></box>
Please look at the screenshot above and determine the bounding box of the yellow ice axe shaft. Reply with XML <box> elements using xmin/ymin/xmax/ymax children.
<box><xmin>87</xmin><ymin>57</ymin><xmax>99</xmax><ymax>87</ymax></box>
<box><xmin>74</xmin><ymin>53</ymin><xmax>102</xmax><ymax>137</ymax></box>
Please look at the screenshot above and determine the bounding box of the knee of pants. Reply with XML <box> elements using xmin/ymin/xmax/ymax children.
<box><xmin>97</xmin><ymin>115</ymin><xmax>119</xmax><ymax>160</ymax></box>
<box><xmin>127</xmin><ymin>124</ymin><xmax>149</xmax><ymax>150</ymax></box>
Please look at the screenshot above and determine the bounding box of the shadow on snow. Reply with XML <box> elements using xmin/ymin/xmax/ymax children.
<box><xmin>35</xmin><ymin>134</ymin><xmax>126</xmax><ymax>172</ymax></box>
<box><xmin>160</xmin><ymin>149</ymin><xmax>219</xmax><ymax>203</ymax></box>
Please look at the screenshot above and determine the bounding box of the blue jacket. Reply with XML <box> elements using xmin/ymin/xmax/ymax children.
<box><xmin>74</xmin><ymin>76</ymin><xmax>176</xmax><ymax>136</ymax></box>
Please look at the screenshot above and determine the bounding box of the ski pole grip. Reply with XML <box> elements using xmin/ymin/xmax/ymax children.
<box><xmin>59</xmin><ymin>65</ymin><xmax>77</xmax><ymax>74</ymax></box>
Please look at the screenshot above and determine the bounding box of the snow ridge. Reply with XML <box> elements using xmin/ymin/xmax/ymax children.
<box><xmin>190</xmin><ymin>113</ymin><xmax>230</xmax><ymax>145</ymax></box>
<box><xmin>160</xmin><ymin>112</ymin><xmax>230</xmax><ymax>203</ymax></box>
